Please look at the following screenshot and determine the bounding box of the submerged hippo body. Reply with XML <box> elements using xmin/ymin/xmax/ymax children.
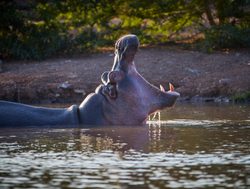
<box><xmin>0</xmin><ymin>101</ymin><xmax>79</xmax><ymax>126</ymax></box>
<box><xmin>0</xmin><ymin>34</ymin><xmax>179</xmax><ymax>127</ymax></box>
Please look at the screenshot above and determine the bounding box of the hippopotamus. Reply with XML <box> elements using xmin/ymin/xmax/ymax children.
<box><xmin>0</xmin><ymin>34</ymin><xmax>180</xmax><ymax>127</ymax></box>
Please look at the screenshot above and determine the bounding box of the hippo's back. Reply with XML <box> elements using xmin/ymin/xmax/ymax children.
<box><xmin>0</xmin><ymin>101</ymin><xmax>79</xmax><ymax>127</ymax></box>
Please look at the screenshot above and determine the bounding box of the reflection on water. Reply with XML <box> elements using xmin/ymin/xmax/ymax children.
<box><xmin>0</xmin><ymin>103</ymin><xmax>250</xmax><ymax>188</ymax></box>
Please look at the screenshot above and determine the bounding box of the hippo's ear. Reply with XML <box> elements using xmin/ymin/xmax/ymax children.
<box><xmin>108</xmin><ymin>70</ymin><xmax>125</xmax><ymax>83</ymax></box>
<box><xmin>101</xmin><ymin>71</ymin><xmax>109</xmax><ymax>84</ymax></box>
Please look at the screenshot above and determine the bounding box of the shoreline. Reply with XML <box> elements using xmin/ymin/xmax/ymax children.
<box><xmin>1</xmin><ymin>47</ymin><xmax>249</xmax><ymax>104</ymax></box>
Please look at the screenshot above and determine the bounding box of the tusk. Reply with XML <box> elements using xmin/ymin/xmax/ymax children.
<box><xmin>169</xmin><ymin>83</ymin><xmax>174</xmax><ymax>91</ymax></box>
<box><xmin>160</xmin><ymin>84</ymin><xmax>165</xmax><ymax>92</ymax></box>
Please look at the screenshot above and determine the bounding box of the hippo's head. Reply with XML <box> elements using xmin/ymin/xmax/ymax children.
<box><xmin>79</xmin><ymin>34</ymin><xmax>180</xmax><ymax>126</ymax></box>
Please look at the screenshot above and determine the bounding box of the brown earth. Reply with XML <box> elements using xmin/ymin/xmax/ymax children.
<box><xmin>0</xmin><ymin>47</ymin><xmax>250</xmax><ymax>104</ymax></box>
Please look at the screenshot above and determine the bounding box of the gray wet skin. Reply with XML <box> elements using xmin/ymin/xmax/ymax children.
<box><xmin>0</xmin><ymin>34</ymin><xmax>179</xmax><ymax>127</ymax></box>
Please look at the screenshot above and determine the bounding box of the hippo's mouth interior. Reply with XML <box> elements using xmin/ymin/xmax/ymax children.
<box><xmin>115</xmin><ymin>35</ymin><xmax>139</xmax><ymax>63</ymax></box>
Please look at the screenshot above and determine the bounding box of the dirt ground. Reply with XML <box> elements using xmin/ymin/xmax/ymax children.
<box><xmin>0</xmin><ymin>47</ymin><xmax>250</xmax><ymax>104</ymax></box>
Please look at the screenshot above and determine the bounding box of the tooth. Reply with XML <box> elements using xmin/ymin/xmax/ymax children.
<box><xmin>169</xmin><ymin>83</ymin><xmax>174</xmax><ymax>91</ymax></box>
<box><xmin>160</xmin><ymin>84</ymin><xmax>165</xmax><ymax>92</ymax></box>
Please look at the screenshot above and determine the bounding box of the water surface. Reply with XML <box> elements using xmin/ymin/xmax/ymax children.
<box><xmin>0</xmin><ymin>103</ymin><xmax>249</xmax><ymax>188</ymax></box>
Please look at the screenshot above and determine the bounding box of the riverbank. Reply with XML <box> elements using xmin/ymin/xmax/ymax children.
<box><xmin>0</xmin><ymin>47</ymin><xmax>250</xmax><ymax>104</ymax></box>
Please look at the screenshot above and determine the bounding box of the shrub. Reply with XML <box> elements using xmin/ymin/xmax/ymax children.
<box><xmin>202</xmin><ymin>24</ymin><xmax>250</xmax><ymax>50</ymax></box>
<box><xmin>1</xmin><ymin>1</ymin><xmax>249</xmax><ymax>60</ymax></box>
<box><xmin>232</xmin><ymin>91</ymin><xmax>250</xmax><ymax>103</ymax></box>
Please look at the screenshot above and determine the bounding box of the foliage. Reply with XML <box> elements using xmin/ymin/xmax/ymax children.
<box><xmin>202</xmin><ymin>25</ymin><xmax>250</xmax><ymax>50</ymax></box>
<box><xmin>0</xmin><ymin>0</ymin><xmax>249</xmax><ymax>60</ymax></box>
<box><xmin>200</xmin><ymin>0</ymin><xmax>250</xmax><ymax>51</ymax></box>
<box><xmin>231</xmin><ymin>91</ymin><xmax>250</xmax><ymax>103</ymax></box>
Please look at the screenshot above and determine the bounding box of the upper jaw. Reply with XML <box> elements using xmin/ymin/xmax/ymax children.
<box><xmin>115</xmin><ymin>34</ymin><xmax>139</xmax><ymax>51</ymax></box>
<box><xmin>114</xmin><ymin>35</ymin><xmax>139</xmax><ymax>70</ymax></box>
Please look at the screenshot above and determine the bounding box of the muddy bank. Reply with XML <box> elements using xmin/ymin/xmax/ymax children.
<box><xmin>0</xmin><ymin>47</ymin><xmax>250</xmax><ymax>104</ymax></box>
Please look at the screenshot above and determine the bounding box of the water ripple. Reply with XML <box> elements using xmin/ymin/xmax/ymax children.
<box><xmin>0</xmin><ymin>149</ymin><xmax>249</xmax><ymax>189</ymax></box>
<box><xmin>0</xmin><ymin>104</ymin><xmax>249</xmax><ymax>188</ymax></box>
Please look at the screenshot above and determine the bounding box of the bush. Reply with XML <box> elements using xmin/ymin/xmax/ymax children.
<box><xmin>0</xmin><ymin>1</ymin><xmax>249</xmax><ymax>60</ymax></box>
<box><xmin>202</xmin><ymin>24</ymin><xmax>250</xmax><ymax>50</ymax></box>
<box><xmin>1</xmin><ymin>26</ymin><xmax>65</xmax><ymax>60</ymax></box>
<box><xmin>0</xmin><ymin>1</ymin><xmax>104</xmax><ymax>60</ymax></box>
<box><xmin>232</xmin><ymin>91</ymin><xmax>250</xmax><ymax>103</ymax></box>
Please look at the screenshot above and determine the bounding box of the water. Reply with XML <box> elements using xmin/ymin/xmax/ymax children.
<box><xmin>0</xmin><ymin>103</ymin><xmax>249</xmax><ymax>189</ymax></box>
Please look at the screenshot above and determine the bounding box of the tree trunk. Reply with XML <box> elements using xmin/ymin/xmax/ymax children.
<box><xmin>204</xmin><ymin>0</ymin><xmax>216</xmax><ymax>26</ymax></box>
